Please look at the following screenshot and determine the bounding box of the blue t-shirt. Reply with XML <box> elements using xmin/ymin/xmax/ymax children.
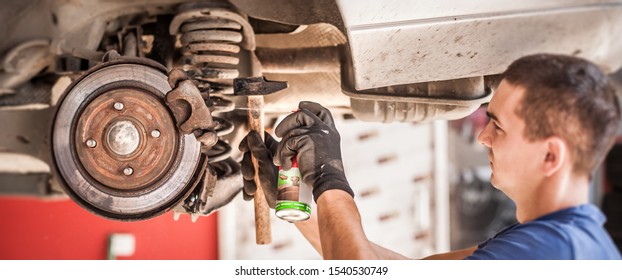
<box><xmin>465</xmin><ymin>204</ymin><xmax>621</xmax><ymax>260</ymax></box>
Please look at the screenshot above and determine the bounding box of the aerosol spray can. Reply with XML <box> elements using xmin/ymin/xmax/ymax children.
<box><xmin>275</xmin><ymin>156</ymin><xmax>311</xmax><ymax>222</ymax></box>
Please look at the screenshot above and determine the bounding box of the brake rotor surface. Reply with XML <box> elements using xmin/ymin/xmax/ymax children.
<box><xmin>52</xmin><ymin>59</ymin><xmax>202</xmax><ymax>220</ymax></box>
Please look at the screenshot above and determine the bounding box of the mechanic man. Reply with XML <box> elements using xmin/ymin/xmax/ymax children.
<box><xmin>239</xmin><ymin>54</ymin><xmax>622</xmax><ymax>259</ymax></box>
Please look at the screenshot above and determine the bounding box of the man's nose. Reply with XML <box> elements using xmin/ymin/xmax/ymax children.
<box><xmin>477</xmin><ymin>122</ymin><xmax>492</xmax><ymax>148</ymax></box>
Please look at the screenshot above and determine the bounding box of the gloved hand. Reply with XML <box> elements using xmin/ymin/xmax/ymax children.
<box><xmin>274</xmin><ymin>101</ymin><xmax>354</xmax><ymax>202</ymax></box>
<box><xmin>239</xmin><ymin>131</ymin><xmax>279</xmax><ymax>208</ymax></box>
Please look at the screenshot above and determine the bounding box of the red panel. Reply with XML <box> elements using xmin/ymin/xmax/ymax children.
<box><xmin>0</xmin><ymin>197</ymin><xmax>218</xmax><ymax>260</ymax></box>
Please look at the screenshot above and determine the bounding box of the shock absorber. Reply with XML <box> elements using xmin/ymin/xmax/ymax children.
<box><xmin>169</xmin><ymin>6</ymin><xmax>256</xmax><ymax>217</ymax></box>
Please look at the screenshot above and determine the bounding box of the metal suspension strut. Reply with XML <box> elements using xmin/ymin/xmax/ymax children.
<box><xmin>179</xmin><ymin>19</ymin><xmax>241</xmax><ymax>94</ymax></box>
<box><xmin>169</xmin><ymin>6</ymin><xmax>256</xmax><ymax>218</ymax></box>
<box><xmin>170</xmin><ymin>6</ymin><xmax>255</xmax><ymax>163</ymax></box>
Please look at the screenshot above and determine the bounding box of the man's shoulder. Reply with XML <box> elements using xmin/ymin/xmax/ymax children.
<box><xmin>513</xmin><ymin>218</ymin><xmax>574</xmax><ymax>236</ymax></box>
<box><xmin>465</xmin><ymin>221</ymin><xmax>573</xmax><ymax>260</ymax></box>
<box><xmin>466</xmin><ymin>207</ymin><xmax>621</xmax><ymax>259</ymax></box>
<box><xmin>509</xmin><ymin>219</ymin><xmax>575</xmax><ymax>250</ymax></box>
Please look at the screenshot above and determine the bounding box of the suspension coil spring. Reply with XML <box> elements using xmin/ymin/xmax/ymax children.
<box><xmin>179</xmin><ymin>18</ymin><xmax>241</xmax><ymax>94</ymax></box>
<box><xmin>170</xmin><ymin>7</ymin><xmax>255</xmax><ymax>170</ymax></box>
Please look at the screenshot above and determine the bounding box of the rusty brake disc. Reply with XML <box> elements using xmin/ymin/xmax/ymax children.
<box><xmin>51</xmin><ymin>58</ymin><xmax>203</xmax><ymax>220</ymax></box>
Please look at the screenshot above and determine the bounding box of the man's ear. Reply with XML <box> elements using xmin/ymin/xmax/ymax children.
<box><xmin>543</xmin><ymin>137</ymin><xmax>567</xmax><ymax>177</ymax></box>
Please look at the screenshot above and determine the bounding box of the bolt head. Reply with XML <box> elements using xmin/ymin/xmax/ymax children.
<box><xmin>151</xmin><ymin>129</ymin><xmax>161</xmax><ymax>138</ymax></box>
<box><xmin>113</xmin><ymin>102</ymin><xmax>124</xmax><ymax>111</ymax></box>
<box><xmin>123</xmin><ymin>167</ymin><xmax>134</xmax><ymax>176</ymax></box>
<box><xmin>86</xmin><ymin>139</ymin><xmax>97</xmax><ymax>148</ymax></box>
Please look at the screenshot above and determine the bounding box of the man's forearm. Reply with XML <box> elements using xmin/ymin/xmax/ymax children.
<box><xmin>295</xmin><ymin>215</ymin><xmax>323</xmax><ymax>257</ymax></box>
<box><xmin>370</xmin><ymin>242</ymin><xmax>410</xmax><ymax>259</ymax></box>
<box><xmin>316</xmin><ymin>190</ymin><xmax>379</xmax><ymax>259</ymax></box>
<box><xmin>295</xmin><ymin>212</ymin><xmax>409</xmax><ymax>259</ymax></box>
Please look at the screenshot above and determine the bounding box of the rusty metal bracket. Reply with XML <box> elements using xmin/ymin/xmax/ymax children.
<box><xmin>165</xmin><ymin>69</ymin><xmax>218</xmax><ymax>147</ymax></box>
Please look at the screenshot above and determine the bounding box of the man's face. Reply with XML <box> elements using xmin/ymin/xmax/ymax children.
<box><xmin>477</xmin><ymin>80</ymin><xmax>546</xmax><ymax>198</ymax></box>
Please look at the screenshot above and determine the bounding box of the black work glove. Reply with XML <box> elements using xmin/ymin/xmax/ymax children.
<box><xmin>239</xmin><ymin>131</ymin><xmax>279</xmax><ymax>208</ymax></box>
<box><xmin>274</xmin><ymin>101</ymin><xmax>354</xmax><ymax>202</ymax></box>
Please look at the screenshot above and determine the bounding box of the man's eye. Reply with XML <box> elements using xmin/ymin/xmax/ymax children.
<box><xmin>493</xmin><ymin>122</ymin><xmax>501</xmax><ymax>130</ymax></box>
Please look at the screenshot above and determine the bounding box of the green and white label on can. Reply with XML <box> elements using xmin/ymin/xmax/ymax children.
<box><xmin>275</xmin><ymin>157</ymin><xmax>311</xmax><ymax>222</ymax></box>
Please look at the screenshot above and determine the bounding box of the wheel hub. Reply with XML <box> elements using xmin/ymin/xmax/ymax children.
<box><xmin>74</xmin><ymin>88</ymin><xmax>178</xmax><ymax>192</ymax></box>
<box><xmin>106</xmin><ymin>120</ymin><xmax>140</xmax><ymax>156</ymax></box>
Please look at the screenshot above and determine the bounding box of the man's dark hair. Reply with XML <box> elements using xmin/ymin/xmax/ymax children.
<box><xmin>502</xmin><ymin>54</ymin><xmax>621</xmax><ymax>175</ymax></box>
